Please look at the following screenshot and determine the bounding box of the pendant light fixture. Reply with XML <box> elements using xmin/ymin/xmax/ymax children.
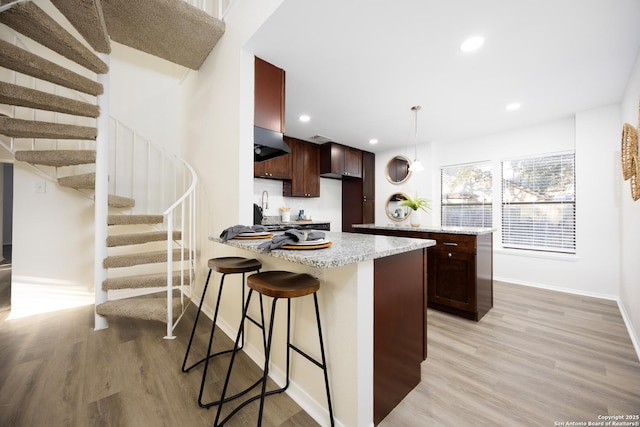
<box><xmin>408</xmin><ymin>105</ymin><xmax>424</xmax><ymax>172</ymax></box>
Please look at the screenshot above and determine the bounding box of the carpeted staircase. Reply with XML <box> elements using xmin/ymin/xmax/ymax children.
<box><xmin>0</xmin><ymin>0</ymin><xmax>219</xmax><ymax>334</ymax></box>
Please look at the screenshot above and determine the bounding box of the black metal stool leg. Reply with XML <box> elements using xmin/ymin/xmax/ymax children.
<box><xmin>182</xmin><ymin>268</ymin><xmax>213</xmax><ymax>373</ymax></box>
<box><xmin>256</xmin><ymin>297</ymin><xmax>280</xmax><ymax>426</ymax></box>
<box><xmin>214</xmin><ymin>289</ymin><xmax>256</xmax><ymax>426</ymax></box>
<box><xmin>313</xmin><ymin>292</ymin><xmax>335</xmax><ymax>426</ymax></box>
<box><xmin>197</xmin><ymin>272</ymin><xmax>230</xmax><ymax>407</ymax></box>
<box><xmin>212</xmin><ymin>271</ymin><xmax>333</xmax><ymax>426</ymax></box>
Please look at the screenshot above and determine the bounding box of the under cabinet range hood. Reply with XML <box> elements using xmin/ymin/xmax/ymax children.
<box><xmin>254</xmin><ymin>126</ymin><xmax>290</xmax><ymax>162</ymax></box>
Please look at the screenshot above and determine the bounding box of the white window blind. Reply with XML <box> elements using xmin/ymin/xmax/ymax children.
<box><xmin>441</xmin><ymin>162</ymin><xmax>492</xmax><ymax>227</ymax></box>
<box><xmin>502</xmin><ymin>153</ymin><xmax>576</xmax><ymax>253</ymax></box>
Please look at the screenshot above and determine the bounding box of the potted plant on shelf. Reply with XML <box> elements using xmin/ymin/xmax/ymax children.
<box><xmin>399</xmin><ymin>192</ymin><xmax>431</xmax><ymax>227</ymax></box>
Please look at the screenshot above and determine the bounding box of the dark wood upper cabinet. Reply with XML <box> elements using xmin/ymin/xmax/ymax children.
<box><xmin>342</xmin><ymin>150</ymin><xmax>375</xmax><ymax>231</ymax></box>
<box><xmin>362</xmin><ymin>151</ymin><xmax>375</xmax><ymax>224</ymax></box>
<box><xmin>320</xmin><ymin>142</ymin><xmax>362</xmax><ymax>179</ymax></box>
<box><xmin>254</xmin><ymin>56</ymin><xmax>285</xmax><ymax>133</ymax></box>
<box><xmin>254</xmin><ymin>141</ymin><xmax>292</xmax><ymax>179</ymax></box>
<box><xmin>362</xmin><ymin>151</ymin><xmax>375</xmax><ymax>201</ymax></box>
<box><xmin>283</xmin><ymin>137</ymin><xmax>320</xmax><ymax>197</ymax></box>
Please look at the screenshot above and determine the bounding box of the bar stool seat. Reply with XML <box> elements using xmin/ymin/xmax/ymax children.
<box><xmin>247</xmin><ymin>270</ymin><xmax>319</xmax><ymax>298</ymax></box>
<box><xmin>182</xmin><ymin>256</ymin><xmax>262</xmax><ymax>409</ymax></box>
<box><xmin>214</xmin><ymin>270</ymin><xmax>334</xmax><ymax>426</ymax></box>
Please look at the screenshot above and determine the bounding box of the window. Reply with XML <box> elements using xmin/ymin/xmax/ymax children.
<box><xmin>441</xmin><ymin>162</ymin><xmax>492</xmax><ymax>227</ymax></box>
<box><xmin>502</xmin><ymin>153</ymin><xmax>575</xmax><ymax>254</ymax></box>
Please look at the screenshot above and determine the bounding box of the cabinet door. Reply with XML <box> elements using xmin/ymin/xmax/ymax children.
<box><xmin>320</xmin><ymin>143</ymin><xmax>363</xmax><ymax>178</ymax></box>
<box><xmin>254</xmin><ymin>57</ymin><xmax>285</xmax><ymax>133</ymax></box>
<box><xmin>363</xmin><ymin>200</ymin><xmax>375</xmax><ymax>224</ymax></box>
<box><xmin>427</xmin><ymin>250</ymin><xmax>476</xmax><ymax>313</ymax></box>
<box><xmin>344</xmin><ymin>147</ymin><xmax>362</xmax><ymax>178</ymax></box>
<box><xmin>254</xmin><ymin>149</ymin><xmax>291</xmax><ymax>179</ymax></box>
<box><xmin>342</xmin><ymin>179</ymin><xmax>363</xmax><ymax>232</ymax></box>
<box><xmin>362</xmin><ymin>151</ymin><xmax>375</xmax><ymax>200</ymax></box>
<box><xmin>304</xmin><ymin>142</ymin><xmax>320</xmax><ymax>196</ymax></box>
<box><xmin>283</xmin><ymin>138</ymin><xmax>319</xmax><ymax>197</ymax></box>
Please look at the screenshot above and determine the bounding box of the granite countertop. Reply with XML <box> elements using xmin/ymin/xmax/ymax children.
<box><xmin>352</xmin><ymin>223</ymin><xmax>496</xmax><ymax>235</ymax></box>
<box><xmin>211</xmin><ymin>231</ymin><xmax>434</xmax><ymax>269</ymax></box>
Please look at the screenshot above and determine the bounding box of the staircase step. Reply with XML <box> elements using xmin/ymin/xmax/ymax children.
<box><xmin>95</xmin><ymin>290</ymin><xmax>188</xmax><ymax>323</ymax></box>
<box><xmin>102</xmin><ymin>271</ymin><xmax>190</xmax><ymax>290</ymax></box>
<box><xmin>0</xmin><ymin>2</ymin><xmax>108</xmax><ymax>74</ymax></box>
<box><xmin>107</xmin><ymin>231</ymin><xmax>182</xmax><ymax>247</ymax></box>
<box><xmin>0</xmin><ymin>39</ymin><xmax>103</xmax><ymax>96</ymax></box>
<box><xmin>50</xmin><ymin>0</ymin><xmax>110</xmax><ymax>54</ymax></box>
<box><xmin>102</xmin><ymin>0</ymin><xmax>225</xmax><ymax>70</ymax></box>
<box><xmin>0</xmin><ymin>117</ymin><xmax>96</xmax><ymax>140</ymax></box>
<box><xmin>107</xmin><ymin>214</ymin><xmax>164</xmax><ymax>226</ymax></box>
<box><xmin>0</xmin><ymin>82</ymin><xmax>100</xmax><ymax>118</ymax></box>
<box><xmin>58</xmin><ymin>172</ymin><xmax>95</xmax><ymax>189</ymax></box>
<box><xmin>103</xmin><ymin>248</ymin><xmax>188</xmax><ymax>268</ymax></box>
<box><xmin>108</xmin><ymin>194</ymin><xmax>135</xmax><ymax>208</ymax></box>
<box><xmin>15</xmin><ymin>150</ymin><xmax>96</xmax><ymax>167</ymax></box>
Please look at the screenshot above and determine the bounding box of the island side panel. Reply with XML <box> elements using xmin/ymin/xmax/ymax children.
<box><xmin>373</xmin><ymin>248</ymin><xmax>426</xmax><ymax>425</ymax></box>
<box><xmin>211</xmin><ymin>243</ymin><xmax>373</xmax><ymax>427</ymax></box>
<box><xmin>476</xmin><ymin>232</ymin><xmax>493</xmax><ymax>320</ymax></box>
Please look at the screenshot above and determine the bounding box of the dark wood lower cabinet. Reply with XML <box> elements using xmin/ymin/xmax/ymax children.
<box><xmin>357</xmin><ymin>227</ymin><xmax>493</xmax><ymax>322</ymax></box>
<box><xmin>374</xmin><ymin>248</ymin><xmax>427</xmax><ymax>425</ymax></box>
<box><xmin>428</xmin><ymin>249</ymin><xmax>476</xmax><ymax>315</ymax></box>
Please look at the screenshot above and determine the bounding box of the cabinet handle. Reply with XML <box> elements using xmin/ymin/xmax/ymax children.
<box><xmin>444</xmin><ymin>242</ymin><xmax>458</xmax><ymax>246</ymax></box>
<box><xmin>448</xmin><ymin>253</ymin><xmax>452</xmax><ymax>258</ymax></box>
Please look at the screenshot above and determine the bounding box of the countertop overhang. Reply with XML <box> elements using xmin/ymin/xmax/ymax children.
<box><xmin>353</xmin><ymin>223</ymin><xmax>496</xmax><ymax>235</ymax></box>
<box><xmin>211</xmin><ymin>231</ymin><xmax>434</xmax><ymax>269</ymax></box>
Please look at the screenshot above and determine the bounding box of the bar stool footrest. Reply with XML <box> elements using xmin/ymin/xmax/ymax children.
<box><xmin>289</xmin><ymin>343</ymin><xmax>325</xmax><ymax>370</ymax></box>
<box><xmin>215</xmin><ymin>384</ymin><xmax>289</xmax><ymax>424</ymax></box>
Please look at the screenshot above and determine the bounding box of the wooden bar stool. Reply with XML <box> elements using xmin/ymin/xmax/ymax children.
<box><xmin>214</xmin><ymin>271</ymin><xmax>334</xmax><ymax>427</ymax></box>
<box><xmin>181</xmin><ymin>256</ymin><xmax>263</xmax><ymax>408</ymax></box>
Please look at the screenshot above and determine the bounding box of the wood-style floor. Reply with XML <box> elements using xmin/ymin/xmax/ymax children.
<box><xmin>1</xmin><ymin>281</ymin><xmax>638</xmax><ymax>426</ymax></box>
<box><xmin>0</xmin><ymin>302</ymin><xmax>317</xmax><ymax>427</ymax></box>
<box><xmin>380</xmin><ymin>281</ymin><xmax>640</xmax><ymax>426</ymax></box>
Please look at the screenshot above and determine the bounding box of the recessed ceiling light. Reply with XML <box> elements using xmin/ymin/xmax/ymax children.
<box><xmin>460</xmin><ymin>36</ymin><xmax>484</xmax><ymax>52</ymax></box>
<box><xmin>505</xmin><ymin>103</ymin><xmax>521</xmax><ymax>111</ymax></box>
<box><xmin>369</xmin><ymin>139</ymin><xmax>378</xmax><ymax>145</ymax></box>
<box><xmin>299</xmin><ymin>114</ymin><xmax>310</xmax><ymax>122</ymax></box>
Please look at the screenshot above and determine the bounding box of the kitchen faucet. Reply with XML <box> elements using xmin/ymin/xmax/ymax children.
<box><xmin>261</xmin><ymin>190</ymin><xmax>269</xmax><ymax>212</ymax></box>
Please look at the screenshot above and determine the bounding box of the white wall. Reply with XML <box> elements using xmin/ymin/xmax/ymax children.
<box><xmin>374</xmin><ymin>144</ymin><xmax>434</xmax><ymax>227</ymax></box>
<box><xmin>108</xmin><ymin>43</ymin><xmax>184</xmax><ymax>152</ymax></box>
<box><xmin>11</xmin><ymin>163</ymin><xmax>95</xmax><ymax>317</ymax></box>
<box><xmin>619</xmin><ymin>49</ymin><xmax>640</xmax><ymax>354</ymax></box>
<box><xmin>376</xmin><ymin>115</ymin><xmax>622</xmax><ymax>299</ymax></box>
<box><xmin>253</xmin><ymin>177</ymin><xmax>342</xmax><ymax>231</ymax></box>
<box><xmin>181</xmin><ymin>0</ymin><xmax>283</xmax><ymax>272</ymax></box>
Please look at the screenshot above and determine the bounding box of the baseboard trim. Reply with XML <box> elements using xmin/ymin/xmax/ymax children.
<box><xmin>617</xmin><ymin>299</ymin><xmax>640</xmax><ymax>362</ymax></box>
<box><xmin>188</xmin><ymin>292</ymin><xmax>342</xmax><ymax>427</ymax></box>
<box><xmin>494</xmin><ymin>276</ymin><xmax>640</xmax><ymax>362</ymax></box>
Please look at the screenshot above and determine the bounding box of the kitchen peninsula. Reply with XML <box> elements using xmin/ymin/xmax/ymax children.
<box><xmin>211</xmin><ymin>231</ymin><xmax>435</xmax><ymax>426</ymax></box>
<box><xmin>354</xmin><ymin>224</ymin><xmax>495</xmax><ymax>321</ymax></box>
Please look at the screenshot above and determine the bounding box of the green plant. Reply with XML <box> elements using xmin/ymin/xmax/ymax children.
<box><xmin>399</xmin><ymin>192</ymin><xmax>431</xmax><ymax>213</ymax></box>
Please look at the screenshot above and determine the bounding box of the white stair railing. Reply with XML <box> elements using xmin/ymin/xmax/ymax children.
<box><xmin>108</xmin><ymin>116</ymin><xmax>197</xmax><ymax>338</ymax></box>
<box><xmin>164</xmin><ymin>159</ymin><xmax>196</xmax><ymax>338</ymax></box>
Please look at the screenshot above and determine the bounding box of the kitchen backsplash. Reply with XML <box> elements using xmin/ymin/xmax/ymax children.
<box><xmin>253</xmin><ymin>177</ymin><xmax>343</xmax><ymax>231</ymax></box>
